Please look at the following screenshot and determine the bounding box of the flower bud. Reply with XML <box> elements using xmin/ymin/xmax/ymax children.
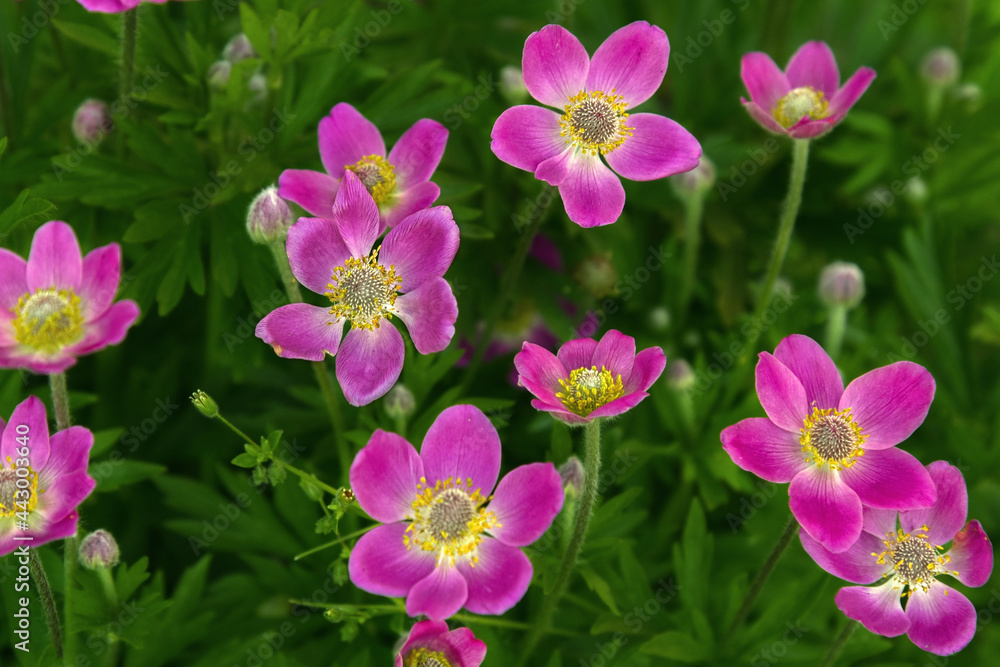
<box><xmin>247</xmin><ymin>187</ymin><xmax>294</xmax><ymax>244</ymax></box>
<box><xmin>499</xmin><ymin>65</ymin><xmax>528</xmax><ymax>105</ymax></box>
<box><xmin>903</xmin><ymin>177</ymin><xmax>928</xmax><ymax>206</ymax></box>
<box><xmin>190</xmin><ymin>390</ymin><xmax>219</xmax><ymax>418</ymax></box>
<box><xmin>248</xmin><ymin>73</ymin><xmax>268</xmax><ymax>105</ymax></box>
<box><xmin>670</xmin><ymin>156</ymin><xmax>716</xmax><ymax>199</ymax></box>
<box><xmin>818</xmin><ymin>262</ymin><xmax>865</xmax><ymax>309</ymax></box>
<box><xmin>666</xmin><ymin>359</ymin><xmax>695</xmax><ymax>391</ymax></box>
<box><xmin>384</xmin><ymin>384</ymin><xmax>416</xmax><ymax>420</ymax></box>
<box><xmin>574</xmin><ymin>253</ymin><xmax>618</xmax><ymax>299</ymax></box>
<box><xmin>648</xmin><ymin>306</ymin><xmax>670</xmax><ymax>332</ymax></box>
<box><xmin>207</xmin><ymin>60</ymin><xmax>232</xmax><ymax>91</ymax></box>
<box><xmin>223</xmin><ymin>33</ymin><xmax>257</xmax><ymax>63</ymax></box>
<box><xmin>558</xmin><ymin>456</ymin><xmax>584</xmax><ymax>497</ymax></box>
<box><xmin>79</xmin><ymin>530</ymin><xmax>120</xmax><ymax>570</ymax></box>
<box><xmin>71</xmin><ymin>99</ymin><xmax>113</xmax><ymax>146</ymax></box>
<box><xmin>920</xmin><ymin>47</ymin><xmax>961</xmax><ymax>88</ymax></box>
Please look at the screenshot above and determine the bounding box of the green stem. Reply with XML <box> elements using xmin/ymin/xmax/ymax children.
<box><xmin>824</xmin><ymin>305</ymin><xmax>848</xmax><ymax>360</ymax></box>
<box><xmin>63</xmin><ymin>536</ymin><xmax>78</xmax><ymax>664</ymax></box>
<box><xmin>519</xmin><ymin>419</ymin><xmax>602</xmax><ymax>663</ymax></box>
<box><xmin>753</xmin><ymin>139</ymin><xmax>810</xmax><ymax>321</ymax></box>
<box><xmin>119</xmin><ymin>9</ymin><xmax>137</xmax><ymax>103</ymax></box>
<box><xmin>96</xmin><ymin>569</ymin><xmax>119</xmax><ymax>667</ymax></box>
<box><xmin>726</xmin><ymin>516</ymin><xmax>800</xmax><ymax>641</ymax></box>
<box><xmin>294</xmin><ymin>524</ymin><xmax>378</xmax><ymax>561</ymax></box>
<box><xmin>29</xmin><ymin>550</ymin><xmax>63</xmax><ymax>659</ymax></box>
<box><xmin>821</xmin><ymin>619</ymin><xmax>858</xmax><ymax>667</ymax></box>
<box><xmin>50</xmin><ymin>373</ymin><xmax>71</xmax><ymax>430</ymax></box>
<box><xmin>452</xmin><ymin>612</ymin><xmax>575</xmax><ymax>636</ymax></box>
<box><xmin>679</xmin><ymin>193</ymin><xmax>705</xmax><ymax>316</ymax></box>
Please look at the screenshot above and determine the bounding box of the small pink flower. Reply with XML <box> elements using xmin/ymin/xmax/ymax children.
<box><xmin>721</xmin><ymin>334</ymin><xmax>937</xmax><ymax>553</ymax></box>
<box><xmin>76</xmin><ymin>0</ymin><xmax>195</xmax><ymax>12</ymax></box>
<box><xmin>348</xmin><ymin>405</ymin><xmax>564</xmax><ymax>620</ymax></box>
<box><xmin>801</xmin><ymin>462</ymin><xmax>993</xmax><ymax>656</ymax></box>
<box><xmin>394</xmin><ymin>620</ymin><xmax>487</xmax><ymax>667</ymax></box>
<box><xmin>740</xmin><ymin>41</ymin><xmax>876</xmax><ymax>139</ymax></box>
<box><xmin>0</xmin><ymin>396</ymin><xmax>96</xmax><ymax>556</ymax></box>
<box><xmin>279</xmin><ymin>103</ymin><xmax>448</xmax><ymax>231</ymax></box>
<box><xmin>514</xmin><ymin>329</ymin><xmax>666</xmax><ymax>425</ymax></box>
<box><xmin>255</xmin><ymin>172</ymin><xmax>459</xmax><ymax>406</ymax></box>
<box><xmin>0</xmin><ymin>221</ymin><xmax>140</xmax><ymax>374</ymax></box>
<box><xmin>491</xmin><ymin>22</ymin><xmax>702</xmax><ymax>228</ymax></box>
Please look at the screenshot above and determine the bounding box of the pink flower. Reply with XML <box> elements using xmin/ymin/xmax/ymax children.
<box><xmin>491</xmin><ymin>22</ymin><xmax>701</xmax><ymax>228</ymax></box>
<box><xmin>348</xmin><ymin>405</ymin><xmax>564</xmax><ymax>620</ymax></box>
<box><xmin>721</xmin><ymin>334</ymin><xmax>937</xmax><ymax>553</ymax></box>
<box><xmin>0</xmin><ymin>221</ymin><xmax>140</xmax><ymax>374</ymax></box>
<box><xmin>514</xmin><ymin>329</ymin><xmax>666</xmax><ymax>425</ymax></box>
<box><xmin>394</xmin><ymin>620</ymin><xmax>486</xmax><ymax>667</ymax></box>
<box><xmin>801</xmin><ymin>462</ymin><xmax>993</xmax><ymax>656</ymax></box>
<box><xmin>741</xmin><ymin>41</ymin><xmax>876</xmax><ymax>139</ymax></box>
<box><xmin>255</xmin><ymin>172</ymin><xmax>459</xmax><ymax>406</ymax></box>
<box><xmin>77</xmin><ymin>0</ymin><xmax>195</xmax><ymax>12</ymax></box>
<box><xmin>0</xmin><ymin>396</ymin><xmax>96</xmax><ymax>556</ymax></box>
<box><xmin>279</xmin><ymin>103</ymin><xmax>448</xmax><ymax>231</ymax></box>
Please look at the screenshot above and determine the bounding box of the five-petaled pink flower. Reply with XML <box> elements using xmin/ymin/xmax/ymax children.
<box><xmin>348</xmin><ymin>405</ymin><xmax>564</xmax><ymax>620</ymax></box>
<box><xmin>801</xmin><ymin>462</ymin><xmax>993</xmax><ymax>656</ymax></box>
<box><xmin>0</xmin><ymin>396</ymin><xmax>96</xmax><ymax>556</ymax></box>
<box><xmin>721</xmin><ymin>334</ymin><xmax>937</xmax><ymax>553</ymax></box>
<box><xmin>491</xmin><ymin>22</ymin><xmax>702</xmax><ymax>227</ymax></box>
<box><xmin>740</xmin><ymin>41</ymin><xmax>876</xmax><ymax>139</ymax></box>
<box><xmin>279</xmin><ymin>103</ymin><xmax>448</xmax><ymax>231</ymax></box>
<box><xmin>395</xmin><ymin>620</ymin><xmax>487</xmax><ymax>667</ymax></box>
<box><xmin>255</xmin><ymin>171</ymin><xmax>459</xmax><ymax>406</ymax></box>
<box><xmin>514</xmin><ymin>329</ymin><xmax>666</xmax><ymax>424</ymax></box>
<box><xmin>77</xmin><ymin>0</ymin><xmax>196</xmax><ymax>13</ymax></box>
<box><xmin>0</xmin><ymin>221</ymin><xmax>140</xmax><ymax>374</ymax></box>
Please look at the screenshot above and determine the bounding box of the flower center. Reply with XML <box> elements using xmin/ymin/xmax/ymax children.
<box><xmin>773</xmin><ymin>86</ymin><xmax>828</xmax><ymax>128</ymax></box>
<box><xmin>873</xmin><ymin>527</ymin><xmax>954</xmax><ymax>593</ymax></box>
<box><xmin>11</xmin><ymin>288</ymin><xmax>84</xmax><ymax>354</ymax></box>
<box><xmin>345</xmin><ymin>155</ymin><xmax>396</xmax><ymax>206</ymax></box>
<box><xmin>556</xmin><ymin>365</ymin><xmax>625</xmax><ymax>417</ymax></box>
<box><xmin>404</xmin><ymin>648</ymin><xmax>452</xmax><ymax>667</ymax></box>
<box><xmin>559</xmin><ymin>90</ymin><xmax>634</xmax><ymax>156</ymax></box>
<box><xmin>799</xmin><ymin>407</ymin><xmax>866</xmax><ymax>470</ymax></box>
<box><xmin>324</xmin><ymin>248</ymin><xmax>401</xmax><ymax>331</ymax></box>
<box><xmin>0</xmin><ymin>461</ymin><xmax>40</xmax><ymax>518</ymax></box>
<box><xmin>404</xmin><ymin>477</ymin><xmax>499</xmax><ymax>567</ymax></box>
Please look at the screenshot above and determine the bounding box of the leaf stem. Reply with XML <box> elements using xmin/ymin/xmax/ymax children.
<box><xmin>821</xmin><ymin>619</ymin><xmax>859</xmax><ymax>667</ymax></box>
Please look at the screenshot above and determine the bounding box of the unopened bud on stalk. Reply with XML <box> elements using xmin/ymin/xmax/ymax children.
<box><xmin>72</xmin><ymin>99</ymin><xmax>113</xmax><ymax>145</ymax></box>
<box><xmin>818</xmin><ymin>262</ymin><xmax>865</xmax><ymax>309</ymax></box>
<box><xmin>190</xmin><ymin>390</ymin><xmax>219</xmax><ymax>418</ymax></box>
<box><xmin>247</xmin><ymin>187</ymin><xmax>294</xmax><ymax>244</ymax></box>
<box><xmin>224</xmin><ymin>34</ymin><xmax>257</xmax><ymax>63</ymax></box>
<box><xmin>208</xmin><ymin>60</ymin><xmax>232</xmax><ymax>91</ymax></box>
<box><xmin>920</xmin><ymin>47</ymin><xmax>961</xmax><ymax>88</ymax></box>
<box><xmin>558</xmin><ymin>456</ymin><xmax>584</xmax><ymax>497</ymax></box>
<box><xmin>79</xmin><ymin>530</ymin><xmax>120</xmax><ymax>570</ymax></box>
<box><xmin>384</xmin><ymin>384</ymin><xmax>416</xmax><ymax>420</ymax></box>
<box><xmin>670</xmin><ymin>156</ymin><xmax>716</xmax><ymax>198</ymax></box>
<box><xmin>666</xmin><ymin>359</ymin><xmax>695</xmax><ymax>391</ymax></box>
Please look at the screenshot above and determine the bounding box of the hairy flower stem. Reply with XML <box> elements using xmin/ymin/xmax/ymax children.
<box><xmin>825</xmin><ymin>305</ymin><xmax>848</xmax><ymax>359</ymax></box>
<box><xmin>49</xmin><ymin>372</ymin><xmax>79</xmax><ymax>664</ymax></box>
<box><xmin>519</xmin><ymin>419</ymin><xmax>602</xmax><ymax>664</ymax></box>
<box><xmin>29</xmin><ymin>550</ymin><xmax>63</xmax><ymax>659</ymax></box>
<box><xmin>753</xmin><ymin>139</ymin><xmax>810</xmax><ymax>322</ymax></box>
<box><xmin>97</xmin><ymin>569</ymin><xmax>120</xmax><ymax>667</ymax></box>
<box><xmin>821</xmin><ymin>619</ymin><xmax>858</xmax><ymax>666</ymax></box>
<box><xmin>117</xmin><ymin>9</ymin><xmax>137</xmax><ymax>156</ymax></box>
<box><xmin>726</xmin><ymin>516</ymin><xmax>800</xmax><ymax>641</ymax></box>
<box><xmin>50</xmin><ymin>373</ymin><xmax>72</xmax><ymax>430</ymax></box>
<box><xmin>679</xmin><ymin>193</ymin><xmax>705</xmax><ymax>317</ymax></box>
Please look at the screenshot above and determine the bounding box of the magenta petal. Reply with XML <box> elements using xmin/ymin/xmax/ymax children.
<box><xmin>380</xmin><ymin>207</ymin><xmax>459</xmax><ymax>292</ymax></box>
<box><xmin>285</xmin><ymin>217</ymin><xmax>351</xmax><ymax>295</ymax></box>
<box><xmin>384</xmin><ymin>181</ymin><xmax>442</xmax><ymax>231</ymax></box>
<box><xmin>839</xmin><ymin>448</ymin><xmax>936</xmax><ymax>510</ymax></box>
<box><xmin>863</xmin><ymin>507</ymin><xmax>900</xmax><ymax>538</ymax></box>
<box><xmin>490</xmin><ymin>106</ymin><xmax>566</xmax><ymax>173</ymax></box>
<box><xmin>755</xmin><ymin>352</ymin><xmax>809</xmax><ymax>432</ymax></box>
<box><xmin>336</xmin><ymin>325</ymin><xmax>404</xmax><ymax>406</ymax></box>
<box><xmin>420</xmin><ymin>405</ymin><xmax>501</xmax><ymax>494</ymax></box>
<box><xmin>397</xmin><ymin>620</ymin><xmax>448</xmax><ymax>660</ymax></box>
<box><xmin>514</xmin><ymin>343</ymin><xmax>567</xmax><ymax>404</ymax></box>
<box><xmin>828</xmin><ymin>67</ymin><xmax>877</xmax><ymax>120</ymax></box>
<box><xmin>255</xmin><ymin>303</ymin><xmax>345</xmax><ymax>361</ymax></box>
<box><xmin>899</xmin><ymin>461</ymin><xmax>966</xmax><ymax>544</ymax></box>
<box><xmin>835</xmin><ymin>582</ymin><xmax>909</xmax><ymax>637</ymax></box>
<box><xmin>332</xmin><ymin>171</ymin><xmax>381</xmax><ymax>259</ymax></box>
<box><xmin>394</xmin><ymin>278</ymin><xmax>457</xmax><ymax>355</ymax></box>
<box><xmin>443</xmin><ymin>627</ymin><xmax>487</xmax><ymax>666</ymax></box>
<box><xmin>388</xmin><ymin>119</ymin><xmax>448</xmax><ymax>190</ymax></box>
<box><xmin>407</xmin><ymin>565</ymin><xmax>468</xmax><ymax>620</ymax></box>
<box><xmin>278</xmin><ymin>169</ymin><xmax>340</xmax><ymax>218</ymax></box>
<box><xmin>604</xmin><ymin>113</ymin><xmax>701</xmax><ymax>181</ymax></box>
<box><xmin>623</xmin><ymin>346</ymin><xmax>665</xmax><ymax>393</ymax></box>
<box><xmin>800</xmin><ymin>530</ymin><xmax>887</xmax><ymax>584</ymax></box>
<box><xmin>789</xmin><ymin>467</ymin><xmax>863</xmax><ymax>552</ymax></box>
<box><xmin>350</xmin><ymin>430</ymin><xmax>423</xmax><ymax>523</ymax></box>
<box><xmin>741</xmin><ymin>99</ymin><xmax>788</xmax><ymax>135</ymax></box>
<box><xmin>773</xmin><ymin>335</ymin><xmax>843</xmax><ymax>410</ymax></box>
<box><xmin>534</xmin><ymin>147</ymin><xmax>574</xmax><ymax>186</ymax></box>
<box><xmin>741</xmin><ymin>52</ymin><xmax>790</xmax><ymax>112</ymax></box>
<box><xmin>587</xmin><ymin>391</ymin><xmax>650</xmax><ymax>419</ymax></box>
<box><xmin>40</xmin><ymin>471</ymin><xmax>96</xmax><ymax>519</ymax></box>
<box><xmin>787</xmin><ymin>118</ymin><xmax>835</xmax><ymax>139</ymax></box>
<box><xmin>67</xmin><ymin>300</ymin><xmax>139</xmax><ymax>356</ymax></box>
<box><xmin>557</xmin><ymin>154</ymin><xmax>625</xmax><ymax>228</ymax></box>
<box><xmin>785</xmin><ymin>41</ymin><xmax>840</xmax><ymax>96</ymax></box>
<box><xmin>531</xmin><ymin>400</ymin><xmax>588</xmax><ymax>425</ymax></box>
<box><xmin>556</xmin><ymin>338</ymin><xmax>597</xmax><ymax>372</ymax></box>
<box><xmin>521</xmin><ymin>25</ymin><xmax>589</xmax><ymax>108</ymax></box>
<box><xmin>27</xmin><ymin>221</ymin><xmax>83</xmax><ymax>292</ymax></box>
<box><xmin>2</xmin><ymin>396</ymin><xmax>50</xmax><ymax>469</ymax></box>
<box><xmin>0</xmin><ymin>347</ymin><xmax>75</xmax><ymax>374</ymax></box>
<box><xmin>905</xmin><ymin>583</ymin><xmax>976</xmax><ymax>655</ymax></box>
<box><xmin>78</xmin><ymin>244</ymin><xmax>121</xmax><ymax>321</ymax></box>
<box><xmin>456</xmin><ymin>539</ymin><xmax>532</xmax><ymax>615</ymax></box>
<box><xmin>0</xmin><ymin>511</ymin><xmax>79</xmax><ymax>556</ymax></box>
<box><xmin>586</xmin><ymin>21</ymin><xmax>668</xmax><ymax>108</ymax></box>
<box><xmin>318</xmin><ymin>103</ymin><xmax>385</xmax><ymax>177</ymax></box>
<box><xmin>947</xmin><ymin>521</ymin><xmax>993</xmax><ymax>588</ymax></box>
<box><xmin>488</xmin><ymin>463</ymin><xmax>563</xmax><ymax>547</ymax></box>
<box><xmin>720</xmin><ymin>418</ymin><xmax>805</xmax><ymax>484</ymax></box>
<box><xmin>840</xmin><ymin>361</ymin><xmax>935</xmax><ymax>450</ymax></box>
<box><xmin>0</xmin><ymin>249</ymin><xmax>27</xmax><ymax>312</ymax></box>
<box><xmin>591</xmin><ymin>329</ymin><xmax>636</xmax><ymax>384</ymax></box>
<box><xmin>349</xmin><ymin>523</ymin><xmax>436</xmax><ymax>596</ymax></box>
<box><xmin>38</xmin><ymin>426</ymin><xmax>92</xmax><ymax>488</ymax></box>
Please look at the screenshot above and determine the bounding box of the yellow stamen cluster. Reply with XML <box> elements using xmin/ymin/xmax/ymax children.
<box><xmin>11</xmin><ymin>288</ymin><xmax>84</xmax><ymax>354</ymax></box>
<box><xmin>559</xmin><ymin>90</ymin><xmax>634</xmax><ymax>156</ymax></box>
<box><xmin>404</xmin><ymin>476</ymin><xmax>498</xmax><ymax>568</ymax></box>
<box><xmin>324</xmin><ymin>247</ymin><xmax>401</xmax><ymax>331</ymax></box>
<box><xmin>0</xmin><ymin>458</ymin><xmax>41</xmax><ymax>518</ymax></box>
<box><xmin>345</xmin><ymin>154</ymin><xmax>396</xmax><ymax>206</ymax></box>
<box><xmin>773</xmin><ymin>86</ymin><xmax>829</xmax><ymax>129</ymax></box>
<box><xmin>800</xmin><ymin>406</ymin><xmax>866</xmax><ymax>470</ymax></box>
<box><xmin>404</xmin><ymin>648</ymin><xmax>452</xmax><ymax>667</ymax></box>
<box><xmin>873</xmin><ymin>526</ymin><xmax>956</xmax><ymax>595</ymax></box>
<box><xmin>556</xmin><ymin>365</ymin><xmax>625</xmax><ymax>417</ymax></box>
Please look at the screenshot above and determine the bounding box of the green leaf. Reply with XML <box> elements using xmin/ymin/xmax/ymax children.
<box><xmin>52</xmin><ymin>20</ymin><xmax>119</xmax><ymax>56</ymax></box>
<box><xmin>231</xmin><ymin>453</ymin><xmax>258</xmax><ymax>468</ymax></box>
<box><xmin>579</xmin><ymin>566</ymin><xmax>620</xmax><ymax>615</ymax></box>
<box><xmin>240</xmin><ymin>4</ymin><xmax>272</xmax><ymax>61</ymax></box>
<box><xmin>0</xmin><ymin>190</ymin><xmax>56</xmax><ymax>239</ymax></box>
<box><xmin>640</xmin><ymin>631</ymin><xmax>711</xmax><ymax>662</ymax></box>
<box><xmin>91</xmin><ymin>460</ymin><xmax>168</xmax><ymax>492</ymax></box>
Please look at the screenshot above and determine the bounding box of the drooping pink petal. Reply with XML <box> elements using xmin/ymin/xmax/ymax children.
<box><xmin>586</xmin><ymin>391</ymin><xmax>650</xmax><ymax>419</ymax></box>
<box><xmin>534</xmin><ymin>147</ymin><xmax>574</xmax><ymax>187</ymax></box>
<box><xmin>384</xmin><ymin>181</ymin><xmax>442</xmax><ymax>230</ymax></box>
<box><xmin>530</xmin><ymin>400</ymin><xmax>588</xmax><ymax>425</ymax></box>
<box><xmin>591</xmin><ymin>329</ymin><xmax>636</xmax><ymax>385</ymax></box>
<box><xmin>839</xmin><ymin>448</ymin><xmax>936</xmax><ymax>510</ymax></box>
<box><xmin>740</xmin><ymin>52</ymin><xmax>790</xmax><ymax>112</ymax></box>
<box><xmin>827</xmin><ymin>68</ymin><xmax>877</xmax><ymax>120</ymax></box>
<box><xmin>254</xmin><ymin>303</ymin><xmax>345</xmax><ymax>361</ymax></box>
<box><xmin>755</xmin><ymin>352</ymin><xmax>809</xmax><ymax>432</ymax></box>
<box><xmin>514</xmin><ymin>343</ymin><xmax>567</xmax><ymax>405</ymax></box>
<box><xmin>394</xmin><ymin>278</ymin><xmax>457</xmax><ymax>355</ymax></box>
<box><xmin>350</xmin><ymin>430</ymin><xmax>423</xmax><ymax>523</ymax></box>
<box><xmin>720</xmin><ymin>418</ymin><xmax>806</xmax><ymax>483</ymax></box>
<box><xmin>420</xmin><ymin>405</ymin><xmax>501</xmax><ymax>494</ymax></box>
<box><xmin>604</xmin><ymin>113</ymin><xmax>701</xmax><ymax>181</ymax></box>
<box><xmin>284</xmin><ymin>217</ymin><xmax>351</xmax><ymax>295</ymax></box>
<box><xmin>77</xmin><ymin>0</ymin><xmax>142</xmax><ymax>13</ymax></box>
<box><xmin>835</xmin><ymin>582</ymin><xmax>909</xmax><ymax>637</ymax></box>
<box><xmin>348</xmin><ymin>523</ymin><xmax>437</xmax><ymax>597</ymax></box>
<box><xmin>78</xmin><ymin>244</ymin><xmax>121</xmax><ymax>321</ymax></box>
<box><xmin>899</xmin><ymin>461</ymin><xmax>967</xmax><ymax>544</ymax></box>
<box><xmin>37</xmin><ymin>426</ymin><xmax>92</xmax><ymax>488</ymax></box>
<box><xmin>1</xmin><ymin>396</ymin><xmax>50</xmax><ymax>469</ymax></box>
<box><xmin>0</xmin><ymin>347</ymin><xmax>75</xmax><ymax>374</ymax></box>
<box><xmin>0</xmin><ymin>249</ymin><xmax>27</xmax><ymax>312</ymax></box>
<box><xmin>456</xmin><ymin>538</ymin><xmax>533</xmax><ymax>615</ymax></box>
<box><xmin>586</xmin><ymin>21</ymin><xmax>668</xmax><ymax>108</ymax></box>
<box><xmin>331</xmin><ymin>171</ymin><xmax>381</xmax><ymax>259</ymax></box>
<box><xmin>947</xmin><ymin>521</ymin><xmax>993</xmax><ymax>588</ymax></box>
<box><xmin>0</xmin><ymin>511</ymin><xmax>79</xmax><ymax>557</ymax></box>
<box><xmin>37</xmin><ymin>471</ymin><xmax>96</xmax><ymax>520</ymax></box>
<box><xmin>521</xmin><ymin>25</ymin><xmax>589</xmax><ymax>109</ymax></box>
<box><xmin>336</xmin><ymin>324</ymin><xmax>404</xmax><ymax>406</ymax></box>
<box><xmin>388</xmin><ymin>119</ymin><xmax>448</xmax><ymax>190</ymax></box>
<box><xmin>840</xmin><ymin>361</ymin><xmax>935</xmax><ymax>450</ymax></box>
<box><xmin>67</xmin><ymin>300</ymin><xmax>139</xmax><ymax>356</ymax></box>
<box><xmin>380</xmin><ymin>207</ymin><xmax>459</xmax><ymax>292</ymax></box>
<box><xmin>785</xmin><ymin>41</ymin><xmax>840</xmax><ymax>96</ymax></box>
<box><xmin>623</xmin><ymin>346</ymin><xmax>666</xmax><ymax>394</ymax></box>
<box><xmin>773</xmin><ymin>334</ymin><xmax>844</xmax><ymax>410</ymax></box>
<box><xmin>787</xmin><ymin>118</ymin><xmax>836</xmax><ymax>139</ymax></box>
<box><xmin>488</xmin><ymin>463</ymin><xmax>563</xmax><ymax>547</ymax></box>
<box><xmin>26</xmin><ymin>221</ymin><xmax>83</xmax><ymax>292</ymax></box>
<box><xmin>490</xmin><ymin>106</ymin><xmax>566</xmax><ymax>173</ymax></box>
<box><xmin>789</xmin><ymin>467</ymin><xmax>863</xmax><ymax>552</ymax></box>
<box><xmin>442</xmin><ymin>626</ymin><xmax>487</xmax><ymax>666</ymax></box>
<box><xmin>407</xmin><ymin>565</ymin><xmax>469</xmax><ymax>620</ymax></box>
<box><xmin>800</xmin><ymin>530</ymin><xmax>887</xmax><ymax>584</ymax></box>
<box><xmin>556</xmin><ymin>338</ymin><xmax>597</xmax><ymax>373</ymax></box>
<box><xmin>905</xmin><ymin>582</ymin><xmax>976</xmax><ymax>656</ymax></box>
<box><xmin>277</xmin><ymin>169</ymin><xmax>340</xmax><ymax>217</ymax></box>
<box><xmin>557</xmin><ymin>153</ymin><xmax>626</xmax><ymax>228</ymax></box>
<box><xmin>318</xmin><ymin>103</ymin><xmax>386</xmax><ymax>178</ymax></box>
<box><xmin>741</xmin><ymin>99</ymin><xmax>789</xmax><ymax>135</ymax></box>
